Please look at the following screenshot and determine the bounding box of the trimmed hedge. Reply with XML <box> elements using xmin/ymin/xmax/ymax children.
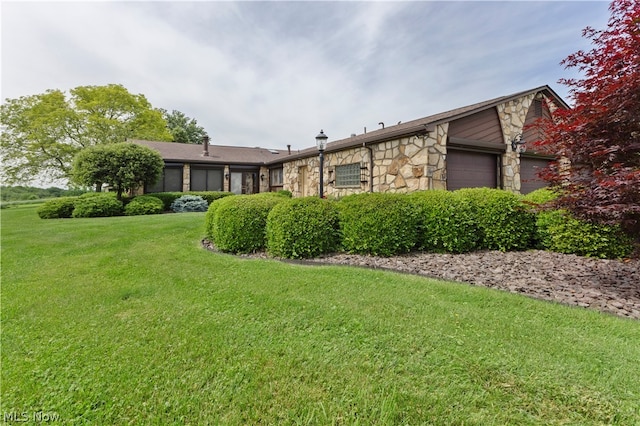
<box><xmin>212</xmin><ymin>193</ymin><xmax>288</xmax><ymax>253</ymax></box>
<box><xmin>170</xmin><ymin>195</ymin><xmax>208</xmax><ymax>213</ymax></box>
<box><xmin>454</xmin><ymin>188</ymin><xmax>536</xmax><ymax>251</ymax></box>
<box><xmin>124</xmin><ymin>195</ymin><xmax>164</xmax><ymax>216</ymax></box>
<box><xmin>524</xmin><ymin>188</ymin><xmax>633</xmax><ymax>258</ymax></box>
<box><xmin>409</xmin><ymin>190</ymin><xmax>480</xmax><ymax>253</ymax></box>
<box><xmin>337</xmin><ymin>193</ymin><xmax>420</xmax><ymax>256</ymax></box>
<box><xmin>266</xmin><ymin>197</ymin><xmax>340</xmax><ymax>259</ymax></box>
<box><xmin>187</xmin><ymin>191</ymin><xmax>234</xmax><ymax>205</ymax></box>
<box><xmin>37</xmin><ymin>197</ymin><xmax>77</xmax><ymax>219</ymax></box>
<box><xmin>147</xmin><ymin>191</ymin><xmax>233</xmax><ymax>211</ymax></box>
<box><xmin>72</xmin><ymin>193</ymin><xmax>123</xmax><ymax>218</ymax></box>
<box><xmin>539</xmin><ymin>213</ymin><xmax>634</xmax><ymax>259</ymax></box>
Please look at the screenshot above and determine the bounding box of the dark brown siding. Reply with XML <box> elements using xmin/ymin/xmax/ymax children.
<box><xmin>523</xmin><ymin>98</ymin><xmax>553</xmax><ymax>150</ymax></box>
<box><xmin>447</xmin><ymin>150</ymin><xmax>498</xmax><ymax>190</ymax></box>
<box><xmin>448</xmin><ymin>108</ymin><xmax>503</xmax><ymax>144</ymax></box>
<box><xmin>520</xmin><ymin>157</ymin><xmax>550</xmax><ymax>194</ymax></box>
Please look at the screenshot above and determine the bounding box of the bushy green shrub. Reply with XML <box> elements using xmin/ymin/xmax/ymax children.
<box><xmin>523</xmin><ymin>188</ymin><xmax>633</xmax><ymax>258</ymax></box>
<box><xmin>72</xmin><ymin>193</ymin><xmax>123</xmax><ymax>218</ymax></box>
<box><xmin>124</xmin><ymin>195</ymin><xmax>164</xmax><ymax>216</ymax></box>
<box><xmin>212</xmin><ymin>194</ymin><xmax>287</xmax><ymax>253</ymax></box>
<box><xmin>409</xmin><ymin>190</ymin><xmax>480</xmax><ymax>253</ymax></box>
<box><xmin>541</xmin><ymin>212</ymin><xmax>633</xmax><ymax>258</ymax></box>
<box><xmin>522</xmin><ymin>187</ymin><xmax>559</xmax><ymax>205</ymax></box>
<box><xmin>187</xmin><ymin>191</ymin><xmax>234</xmax><ymax>205</ymax></box>
<box><xmin>266</xmin><ymin>197</ymin><xmax>340</xmax><ymax>258</ymax></box>
<box><xmin>337</xmin><ymin>193</ymin><xmax>419</xmax><ymax>256</ymax></box>
<box><xmin>37</xmin><ymin>197</ymin><xmax>77</xmax><ymax>219</ymax></box>
<box><xmin>454</xmin><ymin>188</ymin><xmax>536</xmax><ymax>251</ymax></box>
<box><xmin>204</xmin><ymin>198</ymin><xmax>227</xmax><ymax>241</ymax></box>
<box><xmin>146</xmin><ymin>192</ymin><xmax>183</xmax><ymax>210</ymax></box>
<box><xmin>170</xmin><ymin>195</ymin><xmax>208</xmax><ymax>213</ymax></box>
<box><xmin>276</xmin><ymin>189</ymin><xmax>292</xmax><ymax>198</ymax></box>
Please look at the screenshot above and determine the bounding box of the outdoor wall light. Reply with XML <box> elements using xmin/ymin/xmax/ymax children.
<box><xmin>316</xmin><ymin>130</ymin><xmax>328</xmax><ymax>198</ymax></box>
<box><xmin>511</xmin><ymin>134</ymin><xmax>527</xmax><ymax>153</ymax></box>
<box><xmin>260</xmin><ymin>174</ymin><xmax>265</xmax><ymax>181</ymax></box>
<box><xmin>225</xmin><ymin>173</ymin><xmax>229</xmax><ymax>180</ymax></box>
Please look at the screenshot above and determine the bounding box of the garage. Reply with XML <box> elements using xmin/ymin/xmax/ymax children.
<box><xmin>520</xmin><ymin>156</ymin><xmax>551</xmax><ymax>194</ymax></box>
<box><xmin>447</xmin><ymin>149</ymin><xmax>498</xmax><ymax>190</ymax></box>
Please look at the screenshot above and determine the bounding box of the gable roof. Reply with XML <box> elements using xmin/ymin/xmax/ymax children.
<box><xmin>272</xmin><ymin>85</ymin><xmax>568</xmax><ymax>164</ymax></box>
<box><xmin>131</xmin><ymin>139</ymin><xmax>289</xmax><ymax>166</ymax></box>
<box><xmin>133</xmin><ymin>85</ymin><xmax>568</xmax><ymax>167</ymax></box>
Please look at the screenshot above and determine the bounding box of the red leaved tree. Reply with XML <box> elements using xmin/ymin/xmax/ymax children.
<box><xmin>535</xmin><ymin>0</ymin><xmax>640</xmax><ymax>239</ymax></box>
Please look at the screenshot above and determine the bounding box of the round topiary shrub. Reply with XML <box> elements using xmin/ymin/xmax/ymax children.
<box><xmin>337</xmin><ymin>193</ymin><xmax>419</xmax><ymax>256</ymax></box>
<box><xmin>454</xmin><ymin>188</ymin><xmax>536</xmax><ymax>251</ymax></box>
<box><xmin>124</xmin><ymin>195</ymin><xmax>164</xmax><ymax>216</ymax></box>
<box><xmin>37</xmin><ymin>197</ymin><xmax>77</xmax><ymax>219</ymax></box>
<box><xmin>72</xmin><ymin>193</ymin><xmax>123</xmax><ymax>218</ymax></box>
<box><xmin>212</xmin><ymin>193</ymin><xmax>287</xmax><ymax>254</ymax></box>
<box><xmin>266</xmin><ymin>197</ymin><xmax>340</xmax><ymax>259</ymax></box>
<box><xmin>204</xmin><ymin>195</ymin><xmax>235</xmax><ymax>241</ymax></box>
<box><xmin>409</xmin><ymin>190</ymin><xmax>480</xmax><ymax>253</ymax></box>
<box><xmin>170</xmin><ymin>195</ymin><xmax>208</xmax><ymax>213</ymax></box>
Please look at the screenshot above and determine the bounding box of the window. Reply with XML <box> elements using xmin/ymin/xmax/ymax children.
<box><xmin>335</xmin><ymin>163</ymin><xmax>361</xmax><ymax>187</ymax></box>
<box><xmin>270</xmin><ymin>168</ymin><xmax>283</xmax><ymax>186</ymax></box>
<box><xmin>191</xmin><ymin>168</ymin><xmax>223</xmax><ymax>191</ymax></box>
<box><xmin>147</xmin><ymin>166</ymin><xmax>182</xmax><ymax>193</ymax></box>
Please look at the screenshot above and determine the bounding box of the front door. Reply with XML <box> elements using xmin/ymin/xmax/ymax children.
<box><xmin>230</xmin><ymin>172</ymin><xmax>258</xmax><ymax>194</ymax></box>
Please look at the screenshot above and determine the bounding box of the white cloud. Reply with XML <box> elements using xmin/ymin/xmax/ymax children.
<box><xmin>1</xmin><ymin>0</ymin><xmax>611</xmax><ymax>156</ymax></box>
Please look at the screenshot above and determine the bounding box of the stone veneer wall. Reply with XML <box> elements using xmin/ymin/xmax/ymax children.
<box><xmin>496</xmin><ymin>93</ymin><xmax>535</xmax><ymax>193</ymax></box>
<box><xmin>282</xmin><ymin>92</ymin><xmax>548</xmax><ymax>197</ymax></box>
<box><xmin>283</xmin><ymin>124</ymin><xmax>449</xmax><ymax>197</ymax></box>
<box><xmin>182</xmin><ymin>163</ymin><xmax>191</xmax><ymax>192</ymax></box>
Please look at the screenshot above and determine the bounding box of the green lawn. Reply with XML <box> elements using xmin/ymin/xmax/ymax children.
<box><xmin>2</xmin><ymin>205</ymin><xmax>639</xmax><ymax>425</ymax></box>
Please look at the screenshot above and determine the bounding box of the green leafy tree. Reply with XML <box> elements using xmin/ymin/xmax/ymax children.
<box><xmin>72</xmin><ymin>143</ymin><xmax>164</xmax><ymax>200</ymax></box>
<box><xmin>1</xmin><ymin>84</ymin><xmax>172</xmax><ymax>185</ymax></box>
<box><xmin>161</xmin><ymin>109</ymin><xmax>208</xmax><ymax>144</ymax></box>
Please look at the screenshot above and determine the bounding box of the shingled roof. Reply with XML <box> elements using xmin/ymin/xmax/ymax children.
<box><xmin>133</xmin><ymin>85</ymin><xmax>567</xmax><ymax>167</ymax></box>
<box><xmin>131</xmin><ymin>140</ymin><xmax>290</xmax><ymax>165</ymax></box>
<box><xmin>274</xmin><ymin>85</ymin><xmax>568</xmax><ymax>163</ymax></box>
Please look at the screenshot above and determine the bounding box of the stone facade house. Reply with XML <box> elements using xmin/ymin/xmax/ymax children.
<box><xmin>276</xmin><ymin>85</ymin><xmax>567</xmax><ymax>197</ymax></box>
<box><xmin>135</xmin><ymin>85</ymin><xmax>567</xmax><ymax>196</ymax></box>
<box><xmin>132</xmin><ymin>139</ymin><xmax>288</xmax><ymax>194</ymax></box>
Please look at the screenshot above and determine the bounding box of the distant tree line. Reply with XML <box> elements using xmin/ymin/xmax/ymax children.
<box><xmin>1</xmin><ymin>186</ymin><xmax>87</xmax><ymax>202</ymax></box>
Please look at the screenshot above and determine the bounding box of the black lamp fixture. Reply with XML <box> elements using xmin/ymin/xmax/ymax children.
<box><xmin>225</xmin><ymin>173</ymin><xmax>229</xmax><ymax>180</ymax></box>
<box><xmin>316</xmin><ymin>129</ymin><xmax>328</xmax><ymax>198</ymax></box>
<box><xmin>260</xmin><ymin>174</ymin><xmax>265</xmax><ymax>182</ymax></box>
<box><xmin>511</xmin><ymin>134</ymin><xmax>526</xmax><ymax>153</ymax></box>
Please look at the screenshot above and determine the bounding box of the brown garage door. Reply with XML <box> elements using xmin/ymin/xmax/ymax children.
<box><xmin>520</xmin><ymin>157</ymin><xmax>550</xmax><ymax>194</ymax></box>
<box><xmin>447</xmin><ymin>150</ymin><xmax>498</xmax><ymax>190</ymax></box>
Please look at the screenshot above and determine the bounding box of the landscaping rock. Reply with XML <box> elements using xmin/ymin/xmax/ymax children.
<box><xmin>202</xmin><ymin>240</ymin><xmax>640</xmax><ymax>320</ymax></box>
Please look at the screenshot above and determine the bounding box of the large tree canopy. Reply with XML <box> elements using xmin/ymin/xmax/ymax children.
<box><xmin>72</xmin><ymin>143</ymin><xmax>164</xmax><ymax>200</ymax></box>
<box><xmin>536</xmin><ymin>0</ymin><xmax>640</xmax><ymax>237</ymax></box>
<box><xmin>0</xmin><ymin>84</ymin><xmax>172</xmax><ymax>185</ymax></box>
<box><xmin>161</xmin><ymin>109</ymin><xmax>208</xmax><ymax>144</ymax></box>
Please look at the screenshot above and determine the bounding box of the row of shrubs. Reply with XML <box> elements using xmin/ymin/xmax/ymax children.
<box><xmin>36</xmin><ymin>191</ymin><xmax>233</xmax><ymax>219</ymax></box>
<box><xmin>204</xmin><ymin>188</ymin><xmax>634</xmax><ymax>259</ymax></box>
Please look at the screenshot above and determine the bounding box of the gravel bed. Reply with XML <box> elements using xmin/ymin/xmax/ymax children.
<box><xmin>203</xmin><ymin>240</ymin><xmax>640</xmax><ymax>320</ymax></box>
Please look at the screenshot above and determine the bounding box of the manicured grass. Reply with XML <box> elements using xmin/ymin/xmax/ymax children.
<box><xmin>2</xmin><ymin>205</ymin><xmax>639</xmax><ymax>424</ymax></box>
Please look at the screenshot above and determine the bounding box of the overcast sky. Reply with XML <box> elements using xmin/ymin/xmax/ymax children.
<box><xmin>2</xmin><ymin>1</ymin><xmax>610</xmax><ymax>152</ymax></box>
